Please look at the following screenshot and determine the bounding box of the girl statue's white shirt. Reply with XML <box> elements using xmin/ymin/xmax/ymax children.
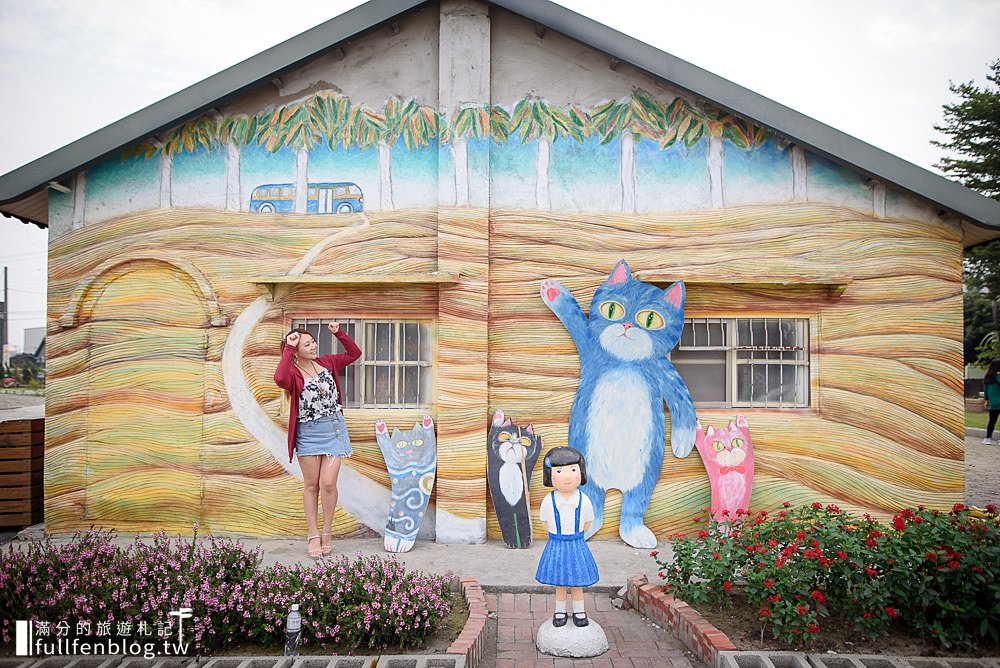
<box><xmin>538</xmin><ymin>489</ymin><xmax>595</xmax><ymax>535</ymax></box>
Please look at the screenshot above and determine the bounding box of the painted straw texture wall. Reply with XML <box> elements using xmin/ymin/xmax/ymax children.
<box><xmin>46</xmin><ymin>209</ymin><xmax>450</xmax><ymax>535</ymax></box>
<box><xmin>486</xmin><ymin>202</ymin><xmax>964</xmax><ymax>540</ymax></box>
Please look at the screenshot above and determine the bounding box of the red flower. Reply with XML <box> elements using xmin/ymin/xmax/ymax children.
<box><xmin>768</xmin><ymin>594</ymin><xmax>781</xmax><ymax>603</ymax></box>
<box><xmin>866</xmin><ymin>539</ymin><xmax>877</xmax><ymax>548</ymax></box>
<box><xmin>863</xmin><ymin>612</ymin><xmax>872</xmax><ymax>620</ymax></box>
<box><xmin>807</xmin><ymin>623</ymin><xmax>820</xmax><ymax>634</ymax></box>
<box><xmin>819</xmin><ymin>557</ymin><xmax>831</xmax><ymax>567</ymax></box>
<box><xmin>796</xmin><ymin>531</ymin><xmax>808</xmax><ymax>541</ymax></box>
<box><xmin>698</xmin><ymin>530</ymin><xmax>708</xmax><ymax>539</ymax></box>
<box><xmin>763</xmin><ymin>578</ymin><xmax>775</xmax><ymax>588</ymax></box>
<box><xmin>972</xmin><ymin>566</ymin><xmax>984</xmax><ymax>573</ymax></box>
<box><xmin>778</xmin><ymin>511</ymin><xmax>787</xmax><ymax>518</ymax></box>
<box><xmin>885</xmin><ymin>607</ymin><xmax>898</xmax><ymax>619</ymax></box>
<box><xmin>952</xmin><ymin>503</ymin><xmax>966</xmax><ymax>514</ymax></box>
<box><xmin>946</xmin><ymin>560</ymin><xmax>961</xmax><ymax>569</ymax></box>
<box><xmin>797</xmin><ymin>605</ymin><xmax>808</xmax><ymax>616</ymax></box>
<box><xmin>759</xmin><ymin>608</ymin><xmax>773</xmax><ymax>618</ymax></box>
<box><xmin>782</xmin><ymin>502</ymin><xmax>791</xmax><ymax>508</ymax></box>
<box><xmin>774</xmin><ymin>557</ymin><xmax>787</xmax><ymax>568</ymax></box>
<box><xmin>658</xmin><ymin>571</ymin><xmax>665</xmax><ymax>578</ymax></box>
<box><xmin>693</xmin><ymin>517</ymin><xmax>701</xmax><ymax>523</ymax></box>
<box><xmin>837</xmin><ymin>551</ymin><xmax>848</xmax><ymax>560</ymax></box>
<box><xmin>811</xmin><ymin>502</ymin><xmax>823</xmax><ymax>509</ymax></box>
<box><xmin>986</xmin><ymin>504</ymin><xmax>997</xmax><ymax>514</ymax></box>
<box><xmin>925</xmin><ymin>551</ymin><xmax>938</xmax><ymax>562</ymax></box>
<box><xmin>767</xmin><ymin>539</ymin><xmax>780</xmax><ymax>548</ymax></box>
<box><xmin>865</xmin><ymin>566</ymin><xmax>877</xmax><ymax>578</ymax></box>
<box><xmin>810</xmin><ymin>590</ymin><xmax>826</xmax><ymax>604</ymax></box>
<box><xmin>826</xmin><ymin>504</ymin><xmax>840</xmax><ymax>513</ymax></box>
<box><xmin>868</xmin><ymin>529</ymin><xmax>883</xmax><ymax>539</ymax></box>
<box><xmin>650</xmin><ymin>551</ymin><xmax>659</xmax><ymax>558</ymax></box>
<box><xmin>723</xmin><ymin>581</ymin><xmax>733</xmax><ymax>592</ymax></box>
<box><xmin>892</xmin><ymin>516</ymin><xmax>906</xmax><ymax>531</ymax></box>
<box><xmin>713</xmin><ymin>552</ymin><xmax>721</xmax><ymax>561</ymax></box>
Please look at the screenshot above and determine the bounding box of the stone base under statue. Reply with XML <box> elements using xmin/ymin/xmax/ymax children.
<box><xmin>535</xmin><ymin>617</ymin><xmax>609</xmax><ymax>658</ymax></box>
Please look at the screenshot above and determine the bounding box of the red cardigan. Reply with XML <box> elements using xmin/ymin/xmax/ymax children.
<box><xmin>273</xmin><ymin>329</ymin><xmax>362</xmax><ymax>462</ymax></box>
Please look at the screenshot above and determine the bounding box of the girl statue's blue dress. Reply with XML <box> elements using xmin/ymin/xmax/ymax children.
<box><xmin>535</xmin><ymin>490</ymin><xmax>599</xmax><ymax>587</ymax></box>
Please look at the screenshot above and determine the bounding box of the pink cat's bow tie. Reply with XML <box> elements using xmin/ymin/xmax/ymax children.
<box><xmin>719</xmin><ymin>465</ymin><xmax>745</xmax><ymax>475</ymax></box>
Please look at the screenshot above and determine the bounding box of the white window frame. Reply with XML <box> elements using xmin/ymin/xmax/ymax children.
<box><xmin>291</xmin><ymin>318</ymin><xmax>434</xmax><ymax>410</ymax></box>
<box><xmin>671</xmin><ymin>317</ymin><xmax>810</xmax><ymax>409</ymax></box>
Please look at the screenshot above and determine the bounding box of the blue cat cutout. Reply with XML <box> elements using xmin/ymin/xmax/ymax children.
<box><xmin>539</xmin><ymin>259</ymin><xmax>696</xmax><ymax>548</ymax></box>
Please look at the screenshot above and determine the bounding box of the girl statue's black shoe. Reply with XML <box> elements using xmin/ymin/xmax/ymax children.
<box><xmin>572</xmin><ymin>613</ymin><xmax>589</xmax><ymax>627</ymax></box>
<box><xmin>552</xmin><ymin>612</ymin><xmax>568</xmax><ymax>627</ymax></box>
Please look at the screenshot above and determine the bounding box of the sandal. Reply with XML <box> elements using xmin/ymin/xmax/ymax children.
<box><xmin>307</xmin><ymin>535</ymin><xmax>322</xmax><ymax>559</ymax></box>
<box><xmin>321</xmin><ymin>533</ymin><xmax>333</xmax><ymax>556</ymax></box>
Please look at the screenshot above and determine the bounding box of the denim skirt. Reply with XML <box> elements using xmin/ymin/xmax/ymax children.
<box><xmin>296</xmin><ymin>412</ymin><xmax>353</xmax><ymax>458</ymax></box>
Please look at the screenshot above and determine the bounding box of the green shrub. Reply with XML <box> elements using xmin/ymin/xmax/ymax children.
<box><xmin>654</xmin><ymin>503</ymin><xmax>1000</xmax><ymax>649</ymax></box>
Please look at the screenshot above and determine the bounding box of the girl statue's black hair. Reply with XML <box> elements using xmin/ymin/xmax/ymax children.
<box><xmin>541</xmin><ymin>446</ymin><xmax>588</xmax><ymax>487</ymax></box>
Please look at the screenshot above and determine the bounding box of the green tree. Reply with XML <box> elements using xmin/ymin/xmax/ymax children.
<box><xmin>933</xmin><ymin>59</ymin><xmax>1000</xmax><ymax>198</ymax></box>
<box><xmin>934</xmin><ymin>59</ymin><xmax>1000</xmax><ymax>365</ymax></box>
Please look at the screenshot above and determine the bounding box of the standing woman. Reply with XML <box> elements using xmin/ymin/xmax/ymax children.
<box><xmin>274</xmin><ymin>322</ymin><xmax>362</xmax><ymax>558</ymax></box>
<box><xmin>984</xmin><ymin>359</ymin><xmax>1000</xmax><ymax>446</ymax></box>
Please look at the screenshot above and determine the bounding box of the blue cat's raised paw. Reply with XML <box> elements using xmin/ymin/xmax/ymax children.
<box><xmin>539</xmin><ymin>279</ymin><xmax>569</xmax><ymax>307</ymax></box>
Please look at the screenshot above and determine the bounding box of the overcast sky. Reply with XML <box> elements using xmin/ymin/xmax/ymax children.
<box><xmin>0</xmin><ymin>0</ymin><xmax>997</xmax><ymax>352</ymax></box>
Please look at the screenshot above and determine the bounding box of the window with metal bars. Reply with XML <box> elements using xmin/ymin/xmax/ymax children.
<box><xmin>670</xmin><ymin>317</ymin><xmax>810</xmax><ymax>408</ymax></box>
<box><xmin>291</xmin><ymin>318</ymin><xmax>434</xmax><ymax>409</ymax></box>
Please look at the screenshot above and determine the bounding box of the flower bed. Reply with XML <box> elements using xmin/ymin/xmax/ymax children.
<box><xmin>0</xmin><ymin>528</ymin><xmax>454</xmax><ymax>654</ymax></box>
<box><xmin>652</xmin><ymin>503</ymin><xmax>1000</xmax><ymax>650</ymax></box>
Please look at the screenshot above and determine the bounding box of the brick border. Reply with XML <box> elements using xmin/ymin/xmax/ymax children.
<box><xmin>627</xmin><ymin>574</ymin><xmax>736</xmax><ymax>668</ymax></box>
<box><xmin>446</xmin><ymin>576</ymin><xmax>488</xmax><ymax>668</ymax></box>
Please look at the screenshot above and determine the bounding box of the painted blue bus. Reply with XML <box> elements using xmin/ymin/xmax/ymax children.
<box><xmin>249</xmin><ymin>182</ymin><xmax>364</xmax><ymax>213</ymax></box>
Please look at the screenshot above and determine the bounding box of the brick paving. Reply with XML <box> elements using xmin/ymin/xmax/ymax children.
<box><xmin>487</xmin><ymin>591</ymin><xmax>705</xmax><ymax>668</ymax></box>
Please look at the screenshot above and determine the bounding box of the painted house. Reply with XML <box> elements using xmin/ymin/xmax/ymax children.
<box><xmin>2</xmin><ymin>0</ymin><xmax>999</xmax><ymax>544</ymax></box>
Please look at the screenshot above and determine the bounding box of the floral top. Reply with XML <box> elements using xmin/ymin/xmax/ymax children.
<box><xmin>297</xmin><ymin>368</ymin><xmax>341</xmax><ymax>421</ymax></box>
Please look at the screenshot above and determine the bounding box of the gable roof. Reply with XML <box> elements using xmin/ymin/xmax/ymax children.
<box><xmin>2</xmin><ymin>0</ymin><xmax>998</xmax><ymax>245</ymax></box>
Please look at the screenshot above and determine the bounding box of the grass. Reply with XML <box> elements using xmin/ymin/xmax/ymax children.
<box><xmin>966</xmin><ymin>409</ymin><xmax>990</xmax><ymax>430</ymax></box>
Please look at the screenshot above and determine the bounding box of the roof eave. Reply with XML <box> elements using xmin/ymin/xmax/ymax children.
<box><xmin>0</xmin><ymin>0</ymin><xmax>430</xmax><ymax>206</ymax></box>
<box><xmin>492</xmin><ymin>0</ymin><xmax>1000</xmax><ymax>231</ymax></box>
<box><xmin>1</xmin><ymin>0</ymin><xmax>998</xmax><ymax>234</ymax></box>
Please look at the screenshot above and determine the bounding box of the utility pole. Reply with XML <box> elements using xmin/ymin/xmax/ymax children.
<box><xmin>1</xmin><ymin>266</ymin><xmax>7</xmax><ymax>370</ymax></box>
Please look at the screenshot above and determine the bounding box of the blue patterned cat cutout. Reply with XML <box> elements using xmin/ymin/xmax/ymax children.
<box><xmin>539</xmin><ymin>259</ymin><xmax>696</xmax><ymax>548</ymax></box>
<box><xmin>374</xmin><ymin>416</ymin><xmax>437</xmax><ymax>553</ymax></box>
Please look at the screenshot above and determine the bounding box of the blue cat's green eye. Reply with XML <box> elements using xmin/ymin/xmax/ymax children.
<box><xmin>636</xmin><ymin>309</ymin><xmax>665</xmax><ymax>330</ymax></box>
<box><xmin>599</xmin><ymin>301</ymin><xmax>625</xmax><ymax>320</ymax></box>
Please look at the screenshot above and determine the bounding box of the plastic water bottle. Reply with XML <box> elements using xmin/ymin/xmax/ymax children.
<box><xmin>284</xmin><ymin>604</ymin><xmax>301</xmax><ymax>656</ymax></box>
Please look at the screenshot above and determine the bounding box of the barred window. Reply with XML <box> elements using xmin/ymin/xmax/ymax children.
<box><xmin>670</xmin><ymin>317</ymin><xmax>809</xmax><ymax>408</ymax></box>
<box><xmin>291</xmin><ymin>318</ymin><xmax>434</xmax><ymax>409</ymax></box>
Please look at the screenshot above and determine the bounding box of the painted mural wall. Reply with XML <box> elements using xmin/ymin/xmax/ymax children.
<box><xmin>44</xmin><ymin>2</ymin><xmax>963</xmax><ymax>541</ymax></box>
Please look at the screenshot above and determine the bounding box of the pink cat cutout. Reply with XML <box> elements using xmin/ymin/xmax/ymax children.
<box><xmin>695</xmin><ymin>416</ymin><xmax>755</xmax><ymax>528</ymax></box>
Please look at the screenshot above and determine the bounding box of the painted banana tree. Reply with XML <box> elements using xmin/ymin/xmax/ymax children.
<box><xmin>444</xmin><ymin>103</ymin><xmax>511</xmax><ymax>206</ymax></box>
<box><xmin>309</xmin><ymin>91</ymin><xmax>354</xmax><ymax>152</ymax></box>
<box><xmin>124</xmin><ymin>114</ymin><xmax>219</xmax><ymax>209</ymax></box>
<box><xmin>218</xmin><ymin>114</ymin><xmax>259</xmax><ymax>211</ymax></box>
<box><xmin>356</xmin><ymin>97</ymin><xmax>438</xmax><ymax>210</ymax></box>
<box><xmin>509</xmin><ymin>96</ymin><xmax>585</xmax><ymax>210</ymax></box>
<box><xmin>703</xmin><ymin>107</ymin><xmax>769</xmax><ymax>207</ymax></box>
<box><xmin>256</xmin><ymin>99</ymin><xmax>326</xmax><ymax>213</ymax></box>
<box><xmin>591</xmin><ymin>90</ymin><xmax>703</xmax><ymax>212</ymax></box>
